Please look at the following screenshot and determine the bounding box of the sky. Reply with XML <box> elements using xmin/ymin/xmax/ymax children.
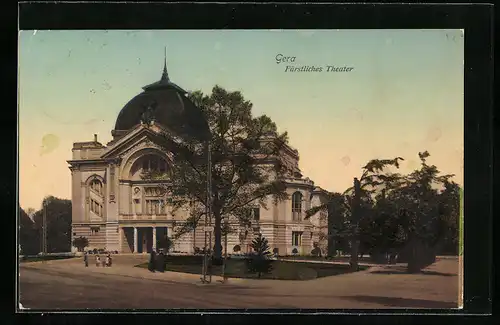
<box><xmin>18</xmin><ymin>29</ymin><xmax>464</xmax><ymax>210</ymax></box>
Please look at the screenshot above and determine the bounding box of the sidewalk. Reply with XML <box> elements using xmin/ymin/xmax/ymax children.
<box><xmin>21</xmin><ymin>255</ymin><xmax>460</xmax><ymax>296</ymax></box>
<box><xmin>21</xmin><ymin>254</ymin><xmax>460</xmax><ymax>309</ymax></box>
<box><xmin>21</xmin><ymin>259</ymin><xmax>244</xmax><ymax>286</ymax></box>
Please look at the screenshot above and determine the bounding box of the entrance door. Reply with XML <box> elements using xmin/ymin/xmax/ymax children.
<box><xmin>137</xmin><ymin>228</ymin><xmax>154</xmax><ymax>253</ymax></box>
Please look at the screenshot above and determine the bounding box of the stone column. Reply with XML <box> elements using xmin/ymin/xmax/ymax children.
<box><xmin>152</xmin><ymin>226</ymin><xmax>157</xmax><ymax>251</ymax></box>
<box><xmin>133</xmin><ymin>227</ymin><xmax>138</xmax><ymax>253</ymax></box>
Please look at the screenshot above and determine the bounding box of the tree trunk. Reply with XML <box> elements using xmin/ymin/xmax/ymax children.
<box><xmin>407</xmin><ymin>235</ymin><xmax>422</xmax><ymax>273</ymax></box>
<box><xmin>350</xmin><ymin>177</ymin><xmax>361</xmax><ymax>271</ymax></box>
<box><xmin>213</xmin><ymin>212</ymin><xmax>223</xmax><ymax>265</ymax></box>
<box><xmin>350</xmin><ymin>238</ymin><xmax>359</xmax><ymax>271</ymax></box>
<box><xmin>193</xmin><ymin>227</ymin><xmax>196</xmax><ymax>252</ymax></box>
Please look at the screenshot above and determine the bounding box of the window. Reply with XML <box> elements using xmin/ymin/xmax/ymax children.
<box><xmin>159</xmin><ymin>161</ymin><xmax>166</xmax><ymax>172</ymax></box>
<box><xmin>150</xmin><ymin>159</ymin><xmax>158</xmax><ymax>171</ymax></box>
<box><xmin>292</xmin><ymin>191</ymin><xmax>303</xmax><ymax>220</ymax></box>
<box><xmin>91</xmin><ymin>228</ymin><xmax>99</xmax><ymax>235</ymax></box>
<box><xmin>90</xmin><ymin>179</ymin><xmax>103</xmax><ymax>195</ymax></box>
<box><xmin>292</xmin><ymin>231</ymin><xmax>302</xmax><ymax>246</ymax></box>
<box><xmin>90</xmin><ymin>199</ymin><xmax>103</xmax><ymax>216</ymax></box>
<box><xmin>146</xmin><ymin>199</ymin><xmax>165</xmax><ymax>215</ymax></box>
<box><xmin>141</xmin><ymin>155</ymin><xmax>167</xmax><ymax>173</ymax></box>
<box><xmin>253</xmin><ymin>207</ymin><xmax>260</xmax><ymax>221</ymax></box>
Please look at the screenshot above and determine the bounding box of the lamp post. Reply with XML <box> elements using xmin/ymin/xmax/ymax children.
<box><xmin>40</xmin><ymin>200</ymin><xmax>47</xmax><ymax>259</ymax></box>
<box><xmin>201</xmin><ymin>141</ymin><xmax>212</xmax><ymax>283</ymax></box>
<box><xmin>221</xmin><ymin>218</ymin><xmax>228</xmax><ymax>283</ymax></box>
<box><xmin>43</xmin><ymin>200</ymin><xmax>47</xmax><ymax>255</ymax></box>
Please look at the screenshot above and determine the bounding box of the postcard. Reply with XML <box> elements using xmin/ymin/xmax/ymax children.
<box><xmin>18</xmin><ymin>29</ymin><xmax>464</xmax><ymax>310</ymax></box>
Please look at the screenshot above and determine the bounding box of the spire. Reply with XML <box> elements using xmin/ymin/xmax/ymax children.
<box><xmin>161</xmin><ymin>46</ymin><xmax>169</xmax><ymax>82</ymax></box>
<box><xmin>142</xmin><ymin>46</ymin><xmax>187</xmax><ymax>93</ymax></box>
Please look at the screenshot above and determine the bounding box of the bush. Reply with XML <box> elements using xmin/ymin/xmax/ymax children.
<box><xmin>292</xmin><ymin>248</ymin><xmax>298</xmax><ymax>255</ymax></box>
<box><xmin>194</xmin><ymin>247</ymin><xmax>201</xmax><ymax>254</ymax></box>
<box><xmin>233</xmin><ymin>245</ymin><xmax>241</xmax><ymax>253</ymax></box>
<box><xmin>311</xmin><ymin>247</ymin><xmax>322</xmax><ymax>257</ymax></box>
<box><xmin>72</xmin><ymin>236</ymin><xmax>89</xmax><ymax>252</ymax></box>
<box><xmin>245</xmin><ymin>234</ymin><xmax>273</xmax><ymax>278</ymax></box>
<box><xmin>273</xmin><ymin>248</ymin><xmax>279</xmax><ymax>256</ymax></box>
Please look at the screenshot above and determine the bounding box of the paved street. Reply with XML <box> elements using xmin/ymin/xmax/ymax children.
<box><xmin>19</xmin><ymin>255</ymin><xmax>460</xmax><ymax>310</ymax></box>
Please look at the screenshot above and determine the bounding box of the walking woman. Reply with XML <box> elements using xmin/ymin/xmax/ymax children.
<box><xmin>95</xmin><ymin>255</ymin><xmax>100</xmax><ymax>267</ymax></box>
<box><xmin>84</xmin><ymin>252</ymin><xmax>89</xmax><ymax>267</ymax></box>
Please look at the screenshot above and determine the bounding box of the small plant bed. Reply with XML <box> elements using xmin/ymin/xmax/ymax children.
<box><xmin>20</xmin><ymin>255</ymin><xmax>75</xmax><ymax>263</ymax></box>
<box><xmin>135</xmin><ymin>255</ymin><xmax>368</xmax><ymax>280</ymax></box>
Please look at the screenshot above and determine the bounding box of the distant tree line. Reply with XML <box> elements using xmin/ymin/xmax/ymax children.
<box><xmin>19</xmin><ymin>196</ymin><xmax>72</xmax><ymax>255</ymax></box>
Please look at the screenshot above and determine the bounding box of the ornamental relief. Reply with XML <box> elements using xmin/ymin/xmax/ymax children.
<box><xmin>144</xmin><ymin>186</ymin><xmax>166</xmax><ymax>197</ymax></box>
<box><xmin>132</xmin><ymin>187</ymin><xmax>141</xmax><ymax>199</ymax></box>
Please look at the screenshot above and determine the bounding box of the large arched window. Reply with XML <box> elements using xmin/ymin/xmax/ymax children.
<box><xmin>128</xmin><ymin>153</ymin><xmax>170</xmax><ymax>181</ymax></box>
<box><xmin>292</xmin><ymin>191</ymin><xmax>303</xmax><ymax>221</ymax></box>
<box><xmin>141</xmin><ymin>154</ymin><xmax>167</xmax><ymax>173</ymax></box>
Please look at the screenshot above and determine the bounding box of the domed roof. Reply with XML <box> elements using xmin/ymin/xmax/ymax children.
<box><xmin>113</xmin><ymin>52</ymin><xmax>211</xmax><ymax>142</ymax></box>
<box><xmin>114</xmin><ymin>60</ymin><xmax>188</xmax><ymax>131</ymax></box>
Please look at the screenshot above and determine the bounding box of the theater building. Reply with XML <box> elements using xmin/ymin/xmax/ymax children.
<box><xmin>68</xmin><ymin>60</ymin><xmax>329</xmax><ymax>255</ymax></box>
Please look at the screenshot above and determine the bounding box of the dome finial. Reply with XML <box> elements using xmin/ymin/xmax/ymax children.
<box><xmin>161</xmin><ymin>46</ymin><xmax>169</xmax><ymax>82</ymax></box>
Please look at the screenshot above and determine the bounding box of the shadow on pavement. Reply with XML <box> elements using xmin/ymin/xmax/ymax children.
<box><xmin>370</xmin><ymin>269</ymin><xmax>456</xmax><ymax>277</ymax></box>
<box><xmin>339</xmin><ymin>295</ymin><xmax>458</xmax><ymax>308</ymax></box>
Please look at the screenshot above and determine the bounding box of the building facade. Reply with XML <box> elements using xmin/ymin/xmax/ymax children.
<box><xmin>68</xmin><ymin>62</ymin><xmax>329</xmax><ymax>255</ymax></box>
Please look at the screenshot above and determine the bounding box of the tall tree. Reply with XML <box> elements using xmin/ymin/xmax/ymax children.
<box><xmin>395</xmin><ymin>151</ymin><xmax>455</xmax><ymax>272</ymax></box>
<box><xmin>19</xmin><ymin>206</ymin><xmax>39</xmax><ymax>255</ymax></box>
<box><xmin>306</xmin><ymin>157</ymin><xmax>404</xmax><ymax>270</ymax></box>
<box><xmin>317</xmin><ymin>192</ymin><xmax>350</xmax><ymax>257</ymax></box>
<box><xmin>33</xmin><ymin>196</ymin><xmax>72</xmax><ymax>253</ymax></box>
<box><xmin>145</xmin><ymin>86</ymin><xmax>289</xmax><ymax>263</ymax></box>
<box><xmin>437</xmin><ymin>180</ymin><xmax>461</xmax><ymax>254</ymax></box>
<box><xmin>307</xmin><ymin>151</ymin><xmax>459</xmax><ymax>272</ymax></box>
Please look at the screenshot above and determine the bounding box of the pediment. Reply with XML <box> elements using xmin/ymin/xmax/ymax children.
<box><xmin>101</xmin><ymin>124</ymin><xmax>169</xmax><ymax>160</ymax></box>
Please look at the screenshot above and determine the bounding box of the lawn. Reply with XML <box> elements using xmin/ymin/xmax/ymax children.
<box><xmin>136</xmin><ymin>255</ymin><xmax>368</xmax><ymax>280</ymax></box>
<box><xmin>281</xmin><ymin>255</ymin><xmax>374</xmax><ymax>263</ymax></box>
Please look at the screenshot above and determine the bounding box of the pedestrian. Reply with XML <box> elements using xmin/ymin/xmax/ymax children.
<box><xmin>84</xmin><ymin>252</ymin><xmax>89</xmax><ymax>267</ymax></box>
<box><xmin>156</xmin><ymin>251</ymin><xmax>165</xmax><ymax>273</ymax></box>
<box><xmin>105</xmin><ymin>254</ymin><xmax>110</xmax><ymax>267</ymax></box>
<box><xmin>107</xmin><ymin>253</ymin><xmax>112</xmax><ymax>267</ymax></box>
<box><xmin>148</xmin><ymin>251</ymin><xmax>156</xmax><ymax>272</ymax></box>
<box><xmin>101</xmin><ymin>256</ymin><xmax>106</xmax><ymax>267</ymax></box>
<box><xmin>95</xmin><ymin>255</ymin><xmax>100</xmax><ymax>267</ymax></box>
